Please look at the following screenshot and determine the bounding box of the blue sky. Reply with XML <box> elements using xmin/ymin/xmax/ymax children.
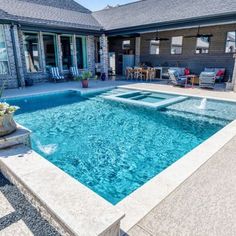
<box><xmin>76</xmin><ymin>0</ymin><xmax>135</xmax><ymax>11</ymax></box>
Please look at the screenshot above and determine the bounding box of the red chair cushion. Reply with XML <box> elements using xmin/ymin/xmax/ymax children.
<box><xmin>184</xmin><ymin>68</ymin><xmax>190</xmax><ymax>75</ymax></box>
<box><xmin>216</xmin><ymin>70</ymin><xmax>224</xmax><ymax>76</ymax></box>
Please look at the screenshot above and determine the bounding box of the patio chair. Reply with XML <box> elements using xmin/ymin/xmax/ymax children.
<box><xmin>126</xmin><ymin>67</ymin><xmax>134</xmax><ymax>80</ymax></box>
<box><xmin>199</xmin><ymin>72</ymin><xmax>216</xmax><ymax>89</ymax></box>
<box><xmin>70</xmin><ymin>66</ymin><xmax>81</xmax><ymax>79</ymax></box>
<box><xmin>168</xmin><ymin>69</ymin><xmax>187</xmax><ymax>87</ymax></box>
<box><xmin>133</xmin><ymin>67</ymin><xmax>144</xmax><ymax>80</ymax></box>
<box><xmin>50</xmin><ymin>67</ymin><xmax>64</xmax><ymax>82</ymax></box>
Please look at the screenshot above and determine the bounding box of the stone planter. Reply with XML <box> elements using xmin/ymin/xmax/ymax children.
<box><xmin>0</xmin><ymin>113</ymin><xmax>17</xmax><ymax>137</ymax></box>
<box><xmin>81</xmin><ymin>79</ymin><xmax>89</xmax><ymax>88</ymax></box>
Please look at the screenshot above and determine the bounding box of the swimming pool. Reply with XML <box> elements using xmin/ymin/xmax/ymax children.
<box><xmin>6</xmin><ymin>89</ymin><xmax>236</xmax><ymax>204</ymax></box>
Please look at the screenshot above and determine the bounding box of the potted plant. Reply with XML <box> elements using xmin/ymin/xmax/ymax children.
<box><xmin>0</xmin><ymin>83</ymin><xmax>19</xmax><ymax>137</ymax></box>
<box><xmin>76</xmin><ymin>71</ymin><xmax>92</xmax><ymax>88</ymax></box>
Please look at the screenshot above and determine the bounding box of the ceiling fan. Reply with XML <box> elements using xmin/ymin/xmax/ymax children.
<box><xmin>184</xmin><ymin>26</ymin><xmax>213</xmax><ymax>38</ymax></box>
<box><xmin>145</xmin><ymin>29</ymin><xmax>169</xmax><ymax>41</ymax></box>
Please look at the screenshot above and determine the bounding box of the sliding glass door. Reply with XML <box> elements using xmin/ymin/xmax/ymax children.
<box><xmin>61</xmin><ymin>36</ymin><xmax>72</xmax><ymax>70</ymax></box>
<box><xmin>23</xmin><ymin>32</ymin><xmax>40</xmax><ymax>72</ymax></box>
<box><xmin>43</xmin><ymin>34</ymin><xmax>57</xmax><ymax>70</ymax></box>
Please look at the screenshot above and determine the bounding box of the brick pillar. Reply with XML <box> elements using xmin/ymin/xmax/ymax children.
<box><xmin>86</xmin><ymin>35</ymin><xmax>95</xmax><ymax>74</ymax></box>
<box><xmin>100</xmin><ymin>34</ymin><xmax>108</xmax><ymax>78</ymax></box>
<box><xmin>135</xmin><ymin>36</ymin><xmax>141</xmax><ymax>66</ymax></box>
<box><xmin>233</xmin><ymin>54</ymin><xmax>236</xmax><ymax>92</ymax></box>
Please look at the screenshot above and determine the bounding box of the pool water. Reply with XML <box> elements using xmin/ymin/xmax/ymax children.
<box><xmin>7</xmin><ymin>89</ymin><xmax>236</xmax><ymax>204</ymax></box>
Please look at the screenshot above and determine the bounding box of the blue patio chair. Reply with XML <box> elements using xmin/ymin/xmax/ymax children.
<box><xmin>70</xmin><ymin>66</ymin><xmax>82</xmax><ymax>79</ymax></box>
<box><xmin>168</xmin><ymin>69</ymin><xmax>187</xmax><ymax>87</ymax></box>
<box><xmin>50</xmin><ymin>67</ymin><xmax>64</xmax><ymax>82</ymax></box>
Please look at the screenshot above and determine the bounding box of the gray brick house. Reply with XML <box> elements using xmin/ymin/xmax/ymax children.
<box><xmin>0</xmin><ymin>0</ymin><xmax>236</xmax><ymax>88</ymax></box>
<box><xmin>0</xmin><ymin>0</ymin><xmax>104</xmax><ymax>88</ymax></box>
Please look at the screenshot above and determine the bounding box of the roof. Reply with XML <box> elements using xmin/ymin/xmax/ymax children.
<box><xmin>0</xmin><ymin>0</ymin><xmax>102</xmax><ymax>31</ymax></box>
<box><xmin>93</xmin><ymin>0</ymin><xmax>236</xmax><ymax>31</ymax></box>
<box><xmin>0</xmin><ymin>0</ymin><xmax>235</xmax><ymax>33</ymax></box>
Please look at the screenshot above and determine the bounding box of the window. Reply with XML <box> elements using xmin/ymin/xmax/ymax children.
<box><xmin>43</xmin><ymin>34</ymin><xmax>57</xmax><ymax>70</ymax></box>
<box><xmin>150</xmin><ymin>40</ymin><xmax>160</xmax><ymax>55</ymax></box>
<box><xmin>61</xmin><ymin>36</ymin><xmax>72</xmax><ymax>70</ymax></box>
<box><xmin>171</xmin><ymin>36</ymin><xmax>183</xmax><ymax>54</ymax></box>
<box><xmin>196</xmin><ymin>37</ymin><xmax>210</xmax><ymax>54</ymax></box>
<box><xmin>225</xmin><ymin>31</ymin><xmax>236</xmax><ymax>53</ymax></box>
<box><xmin>0</xmin><ymin>25</ymin><xmax>9</xmax><ymax>74</ymax></box>
<box><xmin>122</xmin><ymin>40</ymin><xmax>131</xmax><ymax>50</ymax></box>
<box><xmin>76</xmin><ymin>37</ymin><xmax>84</xmax><ymax>69</ymax></box>
<box><xmin>24</xmin><ymin>32</ymin><xmax>40</xmax><ymax>72</ymax></box>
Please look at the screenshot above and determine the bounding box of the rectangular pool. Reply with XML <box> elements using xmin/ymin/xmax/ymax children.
<box><xmin>6</xmin><ymin>89</ymin><xmax>236</xmax><ymax>205</ymax></box>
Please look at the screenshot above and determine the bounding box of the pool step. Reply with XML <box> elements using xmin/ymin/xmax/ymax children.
<box><xmin>129</xmin><ymin>94</ymin><xmax>147</xmax><ymax>100</ymax></box>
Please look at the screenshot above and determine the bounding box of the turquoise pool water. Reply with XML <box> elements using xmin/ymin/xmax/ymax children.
<box><xmin>6</xmin><ymin>89</ymin><xmax>236</xmax><ymax>204</ymax></box>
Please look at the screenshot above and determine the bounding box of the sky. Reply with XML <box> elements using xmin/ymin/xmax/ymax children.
<box><xmin>76</xmin><ymin>0</ymin><xmax>136</xmax><ymax>11</ymax></box>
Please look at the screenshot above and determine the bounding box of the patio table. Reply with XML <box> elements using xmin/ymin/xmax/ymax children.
<box><xmin>186</xmin><ymin>75</ymin><xmax>199</xmax><ymax>88</ymax></box>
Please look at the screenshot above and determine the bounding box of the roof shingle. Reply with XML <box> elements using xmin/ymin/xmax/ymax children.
<box><xmin>0</xmin><ymin>0</ymin><xmax>101</xmax><ymax>31</ymax></box>
<box><xmin>93</xmin><ymin>0</ymin><xmax>236</xmax><ymax>30</ymax></box>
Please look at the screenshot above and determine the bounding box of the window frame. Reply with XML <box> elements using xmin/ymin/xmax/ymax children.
<box><xmin>195</xmin><ymin>36</ymin><xmax>210</xmax><ymax>54</ymax></box>
<box><xmin>42</xmin><ymin>33</ymin><xmax>58</xmax><ymax>70</ymax></box>
<box><xmin>23</xmin><ymin>31</ymin><xmax>41</xmax><ymax>73</ymax></box>
<box><xmin>122</xmin><ymin>40</ymin><xmax>131</xmax><ymax>50</ymax></box>
<box><xmin>149</xmin><ymin>40</ymin><xmax>160</xmax><ymax>55</ymax></box>
<box><xmin>0</xmin><ymin>25</ymin><xmax>10</xmax><ymax>75</ymax></box>
<box><xmin>60</xmin><ymin>34</ymin><xmax>73</xmax><ymax>71</ymax></box>
<box><xmin>225</xmin><ymin>31</ymin><xmax>236</xmax><ymax>54</ymax></box>
<box><xmin>171</xmin><ymin>36</ymin><xmax>183</xmax><ymax>55</ymax></box>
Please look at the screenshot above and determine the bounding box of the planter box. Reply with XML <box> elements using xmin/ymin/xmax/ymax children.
<box><xmin>0</xmin><ymin>124</ymin><xmax>31</xmax><ymax>149</ymax></box>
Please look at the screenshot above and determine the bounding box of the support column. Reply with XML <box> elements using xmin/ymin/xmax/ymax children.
<box><xmin>135</xmin><ymin>36</ymin><xmax>141</xmax><ymax>66</ymax></box>
<box><xmin>233</xmin><ymin>54</ymin><xmax>236</xmax><ymax>92</ymax></box>
<box><xmin>72</xmin><ymin>34</ymin><xmax>77</xmax><ymax>67</ymax></box>
<box><xmin>86</xmin><ymin>35</ymin><xmax>95</xmax><ymax>74</ymax></box>
<box><xmin>10</xmin><ymin>25</ymin><xmax>25</xmax><ymax>87</ymax></box>
<box><xmin>56</xmin><ymin>34</ymin><xmax>63</xmax><ymax>72</ymax></box>
<box><xmin>39</xmin><ymin>31</ymin><xmax>46</xmax><ymax>73</ymax></box>
<box><xmin>100</xmin><ymin>34</ymin><xmax>108</xmax><ymax>78</ymax></box>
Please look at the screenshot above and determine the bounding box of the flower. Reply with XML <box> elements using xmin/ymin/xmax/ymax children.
<box><xmin>0</xmin><ymin>102</ymin><xmax>19</xmax><ymax>116</ymax></box>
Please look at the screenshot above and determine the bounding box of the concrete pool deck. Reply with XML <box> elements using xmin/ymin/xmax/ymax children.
<box><xmin>1</xmin><ymin>80</ymin><xmax>236</xmax><ymax>235</ymax></box>
<box><xmin>127</xmin><ymin>136</ymin><xmax>236</xmax><ymax>236</ymax></box>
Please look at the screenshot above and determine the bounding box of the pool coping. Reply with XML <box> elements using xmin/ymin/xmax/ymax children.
<box><xmin>1</xmin><ymin>86</ymin><xmax>236</xmax><ymax>234</ymax></box>
<box><xmin>0</xmin><ymin>142</ymin><xmax>125</xmax><ymax>236</ymax></box>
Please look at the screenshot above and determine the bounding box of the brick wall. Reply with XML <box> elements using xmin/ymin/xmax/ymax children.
<box><xmin>139</xmin><ymin>23</ymin><xmax>236</xmax><ymax>79</ymax></box>
<box><xmin>0</xmin><ymin>26</ymin><xmax>97</xmax><ymax>89</ymax></box>
<box><xmin>0</xmin><ymin>24</ymin><xmax>18</xmax><ymax>89</ymax></box>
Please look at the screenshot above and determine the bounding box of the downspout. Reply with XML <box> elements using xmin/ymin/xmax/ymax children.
<box><xmin>10</xmin><ymin>23</ymin><xmax>22</xmax><ymax>88</ymax></box>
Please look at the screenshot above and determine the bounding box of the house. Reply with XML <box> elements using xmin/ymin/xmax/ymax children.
<box><xmin>0</xmin><ymin>0</ymin><xmax>236</xmax><ymax>88</ymax></box>
<box><xmin>0</xmin><ymin>0</ymin><xmax>103</xmax><ymax>88</ymax></box>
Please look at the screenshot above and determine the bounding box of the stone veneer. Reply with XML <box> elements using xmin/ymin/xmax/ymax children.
<box><xmin>100</xmin><ymin>34</ymin><xmax>109</xmax><ymax>77</ymax></box>
<box><xmin>87</xmin><ymin>35</ymin><xmax>96</xmax><ymax>75</ymax></box>
<box><xmin>0</xmin><ymin>25</ymin><xmax>19</xmax><ymax>89</ymax></box>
